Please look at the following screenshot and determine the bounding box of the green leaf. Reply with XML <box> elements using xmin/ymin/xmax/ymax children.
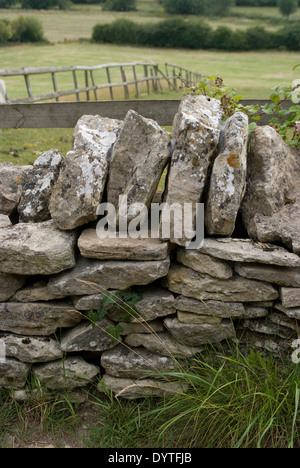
<box><xmin>251</xmin><ymin>115</ymin><xmax>261</xmax><ymax>121</ymax></box>
<box><xmin>97</xmin><ymin>306</ymin><xmax>109</xmax><ymax>321</ymax></box>
<box><xmin>248</xmin><ymin>122</ymin><xmax>257</xmax><ymax>132</ymax></box>
<box><xmin>106</xmin><ymin>324</ymin><xmax>124</xmax><ymax>344</ymax></box>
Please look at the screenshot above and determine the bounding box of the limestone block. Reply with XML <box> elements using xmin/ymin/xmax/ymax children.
<box><xmin>18</xmin><ymin>149</ymin><xmax>63</xmax><ymax>223</ymax></box>
<box><xmin>0</xmin><ymin>358</ymin><xmax>30</xmax><ymax>389</ymax></box>
<box><xmin>0</xmin><ymin>333</ymin><xmax>62</xmax><ymax>363</ymax></box>
<box><xmin>280</xmin><ymin>287</ymin><xmax>300</xmax><ymax>308</ymax></box>
<box><xmin>205</xmin><ymin>112</ymin><xmax>249</xmax><ymax>236</ymax></box>
<box><xmin>11</xmin><ymin>280</ymin><xmax>66</xmax><ymax>303</ymax></box>
<box><xmin>177</xmin><ymin>247</ymin><xmax>232</xmax><ymax>279</ymax></box>
<box><xmin>0</xmin><ymin>163</ymin><xmax>32</xmax><ymax>216</ymax></box>
<box><xmin>274</xmin><ymin>301</ymin><xmax>300</xmax><ymax>320</ymax></box>
<box><xmin>50</xmin><ymin>116</ymin><xmax>122</xmax><ymax>230</ymax></box>
<box><xmin>48</xmin><ymin>256</ymin><xmax>170</xmax><ymax>296</ymax></box>
<box><xmin>0</xmin><ymin>220</ymin><xmax>77</xmax><ymax>276</ymax></box>
<box><xmin>163</xmin><ymin>94</ymin><xmax>222</xmax><ymax>245</ymax></box>
<box><xmin>60</xmin><ymin>319</ymin><xmax>117</xmax><ymax>353</ymax></box>
<box><xmin>175</xmin><ymin>295</ymin><xmax>245</xmax><ymax>318</ymax></box>
<box><xmin>125</xmin><ymin>332</ymin><xmax>203</xmax><ymax>357</ymax></box>
<box><xmin>235</xmin><ymin>262</ymin><xmax>300</xmax><ymax>287</ymax></box>
<box><xmin>0</xmin><ymin>273</ymin><xmax>25</xmax><ymax>302</ymax></box>
<box><xmin>107</xmin><ymin>110</ymin><xmax>170</xmax><ymax>225</ymax></box>
<box><xmin>0</xmin><ymin>215</ymin><xmax>11</xmax><ymax>228</ymax></box>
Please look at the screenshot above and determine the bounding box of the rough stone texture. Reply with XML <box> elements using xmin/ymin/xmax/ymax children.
<box><xmin>99</xmin><ymin>374</ymin><xmax>188</xmax><ymax>400</ymax></box>
<box><xmin>280</xmin><ymin>288</ymin><xmax>300</xmax><ymax>308</ymax></box>
<box><xmin>176</xmin><ymin>248</ymin><xmax>232</xmax><ymax>279</ymax></box>
<box><xmin>163</xmin><ymin>264</ymin><xmax>279</xmax><ymax>303</ymax></box>
<box><xmin>33</xmin><ymin>357</ymin><xmax>100</xmax><ymax>390</ymax></box>
<box><xmin>198</xmin><ymin>238</ymin><xmax>300</xmax><ymax>267</ymax></box>
<box><xmin>0</xmin><ymin>358</ymin><xmax>30</xmax><ymax>389</ymax></box>
<box><xmin>163</xmin><ymin>95</ymin><xmax>222</xmax><ymax>245</ymax></box>
<box><xmin>101</xmin><ymin>344</ymin><xmax>179</xmax><ymax>380</ymax></box>
<box><xmin>48</xmin><ymin>256</ymin><xmax>170</xmax><ymax>296</ymax></box>
<box><xmin>0</xmin><ymin>215</ymin><xmax>11</xmax><ymax>227</ymax></box>
<box><xmin>243</xmin><ymin>306</ymin><xmax>269</xmax><ymax>319</ymax></box>
<box><xmin>0</xmin><ymin>220</ymin><xmax>77</xmax><ymax>276</ymax></box>
<box><xmin>119</xmin><ymin>320</ymin><xmax>165</xmax><ymax>336</ymax></box>
<box><xmin>50</xmin><ymin>116</ymin><xmax>122</xmax><ymax>231</ymax></box>
<box><xmin>0</xmin><ymin>333</ymin><xmax>62</xmax><ymax>363</ymax></box>
<box><xmin>238</xmin><ymin>330</ymin><xmax>290</xmax><ymax>356</ymax></box>
<box><xmin>125</xmin><ymin>332</ymin><xmax>203</xmax><ymax>357</ymax></box>
<box><xmin>107</xmin><ymin>110</ymin><xmax>170</xmax><ymax>225</ymax></box>
<box><xmin>241</xmin><ymin>126</ymin><xmax>300</xmax><ymax>254</ymax></box>
<box><xmin>175</xmin><ymin>295</ymin><xmax>245</xmax><ymax>318</ymax></box>
<box><xmin>11</xmin><ymin>280</ymin><xmax>65</xmax><ymax>303</ymax></box>
<box><xmin>205</xmin><ymin>112</ymin><xmax>249</xmax><ymax>236</ymax></box>
<box><xmin>241</xmin><ymin>318</ymin><xmax>296</xmax><ymax>340</ymax></box>
<box><xmin>0</xmin><ymin>302</ymin><xmax>81</xmax><ymax>336</ymax></box>
<box><xmin>274</xmin><ymin>301</ymin><xmax>300</xmax><ymax>320</ymax></box>
<box><xmin>177</xmin><ymin>311</ymin><xmax>222</xmax><ymax>325</ymax></box>
<box><xmin>18</xmin><ymin>150</ymin><xmax>63</xmax><ymax>223</ymax></box>
<box><xmin>164</xmin><ymin>317</ymin><xmax>235</xmax><ymax>346</ymax></box>
<box><xmin>269</xmin><ymin>311</ymin><xmax>299</xmax><ymax>332</ymax></box>
<box><xmin>235</xmin><ymin>262</ymin><xmax>300</xmax><ymax>287</ymax></box>
<box><xmin>0</xmin><ymin>163</ymin><xmax>32</xmax><ymax>216</ymax></box>
<box><xmin>60</xmin><ymin>319</ymin><xmax>117</xmax><ymax>353</ymax></box>
<box><xmin>0</xmin><ymin>273</ymin><xmax>25</xmax><ymax>302</ymax></box>
<box><xmin>132</xmin><ymin>286</ymin><xmax>176</xmax><ymax>323</ymax></box>
<box><xmin>78</xmin><ymin>229</ymin><xmax>171</xmax><ymax>261</ymax></box>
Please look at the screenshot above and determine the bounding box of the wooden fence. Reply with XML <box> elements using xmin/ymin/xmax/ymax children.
<box><xmin>0</xmin><ymin>62</ymin><xmax>203</xmax><ymax>104</ymax></box>
<box><xmin>0</xmin><ymin>99</ymin><xmax>285</xmax><ymax>129</ymax></box>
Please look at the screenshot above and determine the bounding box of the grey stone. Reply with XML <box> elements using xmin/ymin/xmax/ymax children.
<box><xmin>176</xmin><ymin>295</ymin><xmax>245</xmax><ymax>318</ymax></box>
<box><xmin>177</xmin><ymin>248</ymin><xmax>232</xmax><ymax>279</ymax></box>
<box><xmin>48</xmin><ymin>256</ymin><xmax>170</xmax><ymax>296</ymax></box>
<box><xmin>241</xmin><ymin>126</ymin><xmax>300</xmax><ymax>254</ymax></box>
<box><xmin>33</xmin><ymin>357</ymin><xmax>100</xmax><ymax>390</ymax></box>
<box><xmin>11</xmin><ymin>280</ymin><xmax>66</xmax><ymax>303</ymax></box>
<box><xmin>125</xmin><ymin>332</ymin><xmax>203</xmax><ymax>357</ymax></box>
<box><xmin>132</xmin><ymin>286</ymin><xmax>176</xmax><ymax>322</ymax></box>
<box><xmin>163</xmin><ymin>264</ymin><xmax>279</xmax><ymax>303</ymax></box>
<box><xmin>0</xmin><ymin>358</ymin><xmax>30</xmax><ymax>389</ymax></box>
<box><xmin>0</xmin><ymin>215</ymin><xmax>11</xmax><ymax>228</ymax></box>
<box><xmin>50</xmin><ymin>116</ymin><xmax>122</xmax><ymax>231</ymax></box>
<box><xmin>18</xmin><ymin>150</ymin><xmax>63</xmax><ymax>223</ymax></box>
<box><xmin>238</xmin><ymin>330</ymin><xmax>290</xmax><ymax>355</ymax></box>
<box><xmin>0</xmin><ymin>333</ymin><xmax>62</xmax><ymax>363</ymax></box>
<box><xmin>164</xmin><ymin>316</ymin><xmax>235</xmax><ymax>346</ymax></box>
<box><xmin>78</xmin><ymin>229</ymin><xmax>171</xmax><ymax>261</ymax></box>
<box><xmin>241</xmin><ymin>318</ymin><xmax>296</xmax><ymax>340</ymax></box>
<box><xmin>274</xmin><ymin>301</ymin><xmax>300</xmax><ymax>320</ymax></box>
<box><xmin>0</xmin><ymin>220</ymin><xmax>77</xmax><ymax>276</ymax></box>
<box><xmin>177</xmin><ymin>311</ymin><xmax>222</xmax><ymax>325</ymax></box>
<box><xmin>99</xmin><ymin>374</ymin><xmax>189</xmax><ymax>400</ymax></box>
<box><xmin>269</xmin><ymin>311</ymin><xmax>298</xmax><ymax>332</ymax></box>
<box><xmin>235</xmin><ymin>262</ymin><xmax>300</xmax><ymax>287</ymax></box>
<box><xmin>107</xmin><ymin>110</ymin><xmax>170</xmax><ymax>225</ymax></box>
<box><xmin>205</xmin><ymin>112</ymin><xmax>249</xmax><ymax>236</ymax></box>
<box><xmin>243</xmin><ymin>306</ymin><xmax>269</xmax><ymax>319</ymax></box>
<box><xmin>163</xmin><ymin>94</ymin><xmax>222</xmax><ymax>245</ymax></box>
<box><xmin>0</xmin><ymin>163</ymin><xmax>32</xmax><ymax>216</ymax></box>
<box><xmin>198</xmin><ymin>238</ymin><xmax>300</xmax><ymax>267</ymax></box>
<box><xmin>0</xmin><ymin>273</ymin><xmax>25</xmax><ymax>302</ymax></box>
<box><xmin>0</xmin><ymin>302</ymin><xmax>82</xmax><ymax>336</ymax></box>
<box><xmin>119</xmin><ymin>320</ymin><xmax>165</xmax><ymax>336</ymax></box>
<box><xmin>60</xmin><ymin>319</ymin><xmax>117</xmax><ymax>353</ymax></box>
<box><xmin>280</xmin><ymin>287</ymin><xmax>300</xmax><ymax>308</ymax></box>
<box><xmin>101</xmin><ymin>344</ymin><xmax>179</xmax><ymax>380</ymax></box>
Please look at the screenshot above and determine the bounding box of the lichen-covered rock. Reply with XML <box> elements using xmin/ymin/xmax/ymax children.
<box><xmin>101</xmin><ymin>344</ymin><xmax>179</xmax><ymax>380</ymax></box>
<box><xmin>60</xmin><ymin>319</ymin><xmax>117</xmax><ymax>353</ymax></box>
<box><xmin>0</xmin><ymin>163</ymin><xmax>32</xmax><ymax>216</ymax></box>
<box><xmin>78</xmin><ymin>229</ymin><xmax>171</xmax><ymax>261</ymax></box>
<box><xmin>18</xmin><ymin>150</ymin><xmax>63</xmax><ymax>223</ymax></box>
<box><xmin>0</xmin><ymin>215</ymin><xmax>11</xmax><ymax>227</ymax></box>
<box><xmin>0</xmin><ymin>273</ymin><xmax>25</xmax><ymax>302</ymax></box>
<box><xmin>0</xmin><ymin>358</ymin><xmax>30</xmax><ymax>389</ymax></box>
<box><xmin>235</xmin><ymin>262</ymin><xmax>300</xmax><ymax>287</ymax></box>
<box><xmin>163</xmin><ymin>264</ymin><xmax>279</xmax><ymax>303</ymax></box>
<box><xmin>11</xmin><ymin>280</ymin><xmax>66</xmax><ymax>302</ymax></box>
<box><xmin>0</xmin><ymin>220</ymin><xmax>77</xmax><ymax>276</ymax></box>
<box><xmin>0</xmin><ymin>302</ymin><xmax>81</xmax><ymax>336</ymax></box>
<box><xmin>241</xmin><ymin>126</ymin><xmax>300</xmax><ymax>254</ymax></box>
<box><xmin>198</xmin><ymin>238</ymin><xmax>300</xmax><ymax>267</ymax></box>
<box><xmin>99</xmin><ymin>374</ymin><xmax>189</xmax><ymax>399</ymax></box>
<box><xmin>163</xmin><ymin>94</ymin><xmax>222</xmax><ymax>245</ymax></box>
<box><xmin>50</xmin><ymin>116</ymin><xmax>122</xmax><ymax>231</ymax></box>
<box><xmin>125</xmin><ymin>332</ymin><xmax>203</xmax><ymax>357</ymax></box>
<box><xmin>176</xmin><ymin>248</ymin><xmax>232</xmax><ymax>279</ymax></box>
<box><xmin>280</xmin><ymin>287</ymin><xmax>300</xmax><ymax>308</ymax></box>
<box><xmin>164</xmin><ymin>316</ymin><xmax>235</xmax><ymax>346</ymax></box>
<box><xmin>107</xmin><ymin>110</ymin><xmax>170</xmax><ymax>226</ymax></box>
<box><xmin>175</xmin><ymin>295</ymin><xmax>245</xmax><ymax>318</ymax></box>
<box><xmin>0</xmin><ymin>333</ymin><xmax>63</xmax><ymax>363</ymax></box>
<box><xmin>48</xmin><ymin>256</ymin><xmax>170</xmax><ymax>296</ymax></box>
<box><xmin>33</xmin><ymin>357</ymin><xmax>100</xmax><ymax>389</ymax></box>
<box><xmin>205</xmin><ymin>112</ymin><xmax>249</xmax><ymax>236</ymax></box>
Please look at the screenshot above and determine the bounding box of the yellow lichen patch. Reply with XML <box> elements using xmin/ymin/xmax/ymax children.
<box><xmin>16</xmin><ymin>176</ymin><xmax>21</xmax><ymax>183</ymax></box>
<box><xmin>227</xmin><ymin>153</ymin><xmax>240</xmax><ymax>169</ymax></box>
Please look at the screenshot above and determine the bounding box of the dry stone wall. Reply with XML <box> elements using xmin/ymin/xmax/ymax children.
<box><xmin>0</xmin><ymin>97</ymin><xmax>299</xmax><ymax>400</ymax></box>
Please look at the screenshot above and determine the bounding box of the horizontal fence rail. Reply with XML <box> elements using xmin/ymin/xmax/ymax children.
<box><xmin>0</xmin><ymin>62</ymin><xmax>203</xmax><ymax>104</ymax></box>
<box><xmin>0</xmin><ymin>100</ymin><xmax>287</xmax><ymax>129</ymax></box>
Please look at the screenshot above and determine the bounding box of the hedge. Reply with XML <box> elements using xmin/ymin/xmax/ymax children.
<box><xmin>92</xmin><ymin>18</ymin><xmax>300</xmax><ymax>51</ymax></box>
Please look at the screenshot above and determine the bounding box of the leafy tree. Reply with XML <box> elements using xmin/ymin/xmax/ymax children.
<box><xmin>162</xmin><ymin>0</ymin><xmax>204</xmax><ymax>14</ymax></box>
<box><xmin>102</xmin><ymin>0</ymin><xmax>136</xmax><ymax>11</ymax></box>
<box><xmin>278</xmin><ymin>0</ymin><xmax>298</xmax><ymax>18</ymax></box>
<box><xmin>0</xmin><ymin>0</ymin><xmax>17</xmax><ymax>7</ymax></box>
